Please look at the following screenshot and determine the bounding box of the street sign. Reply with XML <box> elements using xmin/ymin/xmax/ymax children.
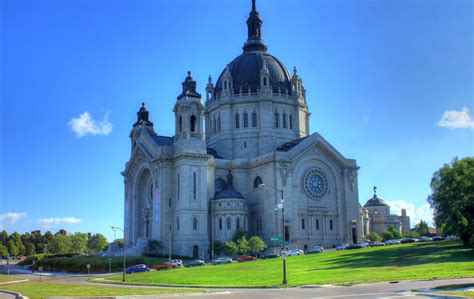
<box><xmin>282</xmin><ymin>251</ymin><xmax>288</xmax><ymax>259</ymax></box>
<box><xmin>38</xmin><ymin>267</ymin><xmax>43</xmax><ymax>271</ymax></box>
<box><xmin>86</xmin><ymin>264</ymin><xmax>91</xmax><ymax>269</ymax></box>
<box><xmin>270</xmin><ymin>236</ymin><xmax>282</xmax><ymax>241</ymax></box>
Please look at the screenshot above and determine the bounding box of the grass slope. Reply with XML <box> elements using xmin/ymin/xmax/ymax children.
<box><xmin>0</xmin><ymin>275</ymin><xmax>24</xmax><ymax>283</ymax></box>
<box><xmin>0</xmin><ymin>282</ymin><xmax>210</xmax><ymax>298</ymax></box>
<box><xmin>105</xmin><ymin>241</ymin><xmax>474</xmax><ymax>287</ymax></box>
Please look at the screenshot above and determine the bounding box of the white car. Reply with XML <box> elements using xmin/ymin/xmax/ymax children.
<box><xmin>336</xmin><ymin>243</ymin><xmax>349</xmax><ymax>250</ymax></box>
<box><xmin>288</xmin><ymin>249</ymin><xmax>304</xmax><ymax>256</ymax></box>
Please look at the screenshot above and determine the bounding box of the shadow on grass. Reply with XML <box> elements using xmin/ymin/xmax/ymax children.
<box><xmin>315</xmin><ymin>241</ymin><xmax>474</xmax><ymax>270</ymax></box>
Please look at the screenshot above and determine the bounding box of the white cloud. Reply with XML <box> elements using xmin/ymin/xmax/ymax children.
<box><xmin>385</xmin><ymin>200</ymin><xmax>434</xmax><ymax>227</ymax></box>
<box><xmin>68</xmin><ymin>112</ymin><xmax>113</xmax><ymax>137</ymax></box>
<box><xmin>437</xmin><ymin>107</ymin><xmax>474</xmax><ymax>129</ymax></box>
<box><xmin>0</xmin><ymin>212</ymin><xmax>27</xmax><ymax>229</ymax></box>
<box><xmin>37</xmin><ymin>217</ymin><xmax>82</xmax><ymax>227</ymax></box>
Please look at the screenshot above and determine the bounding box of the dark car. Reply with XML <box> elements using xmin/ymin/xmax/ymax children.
<box><xmin>126</xmin><ymin>264</ymin><xmax>150</xmax><ymax>274</ymax></box>
<box><xmin>346</xmin><ymin>244</ymin><xmax>363</xmax><ymax>250</ymax></box>
<box><xmin>184</xmin><ymin>259</ymin><xmax>206</xmax><ymax>267</ymax></box>
<box><xmin>401</xmin><ymin>238</ymin><xmax>418</xmax><ymax>243</ymax></box>
<box><xmin>262</xmin><ymin>253</ymin><xmax>279</xmax><ymax>259</ymax></box>
<box><xmin>432</xmin><ymin>235</ymin><xmax>445</xmax><ymax>241</ymax></box>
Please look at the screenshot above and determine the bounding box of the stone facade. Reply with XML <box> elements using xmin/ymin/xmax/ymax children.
<box><xmin>122</xmin><ymin>1</ymin><xmax>363</xmax><ymax>259</ymax></box>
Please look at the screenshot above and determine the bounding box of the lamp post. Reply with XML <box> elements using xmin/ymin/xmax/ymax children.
<box><xmin>111</xmin><ymin>226</ymin><xmax>126</xmax><ymax>282</ymax></box>
<box><xmin>258</xmin><ymin>183</ymin><xmax>287</xmax><ymax>285</ymax></box>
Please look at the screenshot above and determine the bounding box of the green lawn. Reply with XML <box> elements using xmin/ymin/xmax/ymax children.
<box><xmin>0</xmin><ymin>282</ymin><xmax>211</xmax><ymax>299</ymax></box>
<box><xmin>436</xmin><ymin>291</ymin><xmax>474</xmax><ymax>298</ymax></box>
<box><xmin>0</xmin><ymin>275</ymin><xmax>25</xmax><ymax>283</ymax></box>
<box><xmin>104</xmin><ymin>241</ymin><xmax>474</xmax><ymax>287</ymax></box>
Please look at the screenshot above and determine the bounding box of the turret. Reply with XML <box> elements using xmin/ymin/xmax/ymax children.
<box><xmin>130</xmin><ymin>102</ymin><xmax>156</xmax><ymax>150</ymax></box>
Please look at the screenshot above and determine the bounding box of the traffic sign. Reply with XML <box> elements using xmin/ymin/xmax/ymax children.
<box><xmin>270</xmin><ymin>236</ymin><xmax>282</xmax><ymax>241</ymax></box>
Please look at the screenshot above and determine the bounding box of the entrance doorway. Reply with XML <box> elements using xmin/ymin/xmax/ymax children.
<box><xmin>193</xmin><ymin>245</ymin><xmax>199</xmax><ymax>259</ymax></box>
<box><xmin>352</xmin><ymin>227</ymin><xmax>357</xmax><ymax>244</ymax></box>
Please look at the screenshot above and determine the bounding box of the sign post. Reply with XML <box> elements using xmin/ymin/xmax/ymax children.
<box><xmin>86</xmin><ymin>264</ymin><xmax>91</xmax><ymax>276</ymax></box>
<box><xmin>38</xmin><ymin>266</ymin><xmax>43</xmax><ymax>282</ymax></box>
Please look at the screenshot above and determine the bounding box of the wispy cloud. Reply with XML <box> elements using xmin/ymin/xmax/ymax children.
<box><xmin>0</xmin><ymin>212</ymin><xmax>27</xmax><ymax>229</ymax></box>
<box><xmin>68</xmin><ymin>112</ymin><xmax>113</xmax><ymax>137</ymax></box>
<box><xmin>386</xmin><ymin>200</ymin><xmax>434</xmax><ymax>227</ymax></box>
<box><xmin>38</xmin><ymin>217</ymin><xmax>82</xmax><ymax>228</ymax></box>
<box><xmin>437</xmin><ymin>107</ymin><xmax>474</xmax><ymax>129</ymax></box>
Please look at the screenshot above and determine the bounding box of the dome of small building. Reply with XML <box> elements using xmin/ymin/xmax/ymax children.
<box><xmin>364</xmin><ymin>187</ymin><xmax>388</xmax><ymax>207</ymax></box>
<box><xmin>214</xmin><ymin>170</ymin><xmax>244</xmax><ymax>200</ymax></box>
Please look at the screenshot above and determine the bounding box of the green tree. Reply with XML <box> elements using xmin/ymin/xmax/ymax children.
<box><xmin>147</xmin><ymin>240</ymin><xmax>163</xmax><ymax>253</ymax></box>
<box><xmin>9</xmin><ymin>232</ymin><xmax>25</xmax><ymax>256</ymax></box>
<box><xmin>428</xmin><ymin>157</ymin><xmax>474</xmax><ymax>247</ymax></box>
<box><xmin>25</xmin><ymin>243</ymin><xmax>36</xmax><ymax>256</ymax></box>
<box><xmin>402</xmin><ymin>231</ymin><xmax>420</xmax><ymax>238</ymax></box>
<box><xmin>223</xmin><ymin>241</ymin><xmax>238</xmax><ymax>256</ymax></box>
<box><xmin>0</xmin><ymin>230</ymin><xmax>8</xmax><ymax>246</ymax></box>
<box><xmin>70</xmin><ymin>233</ymin><xmax>88</xmax><ymax>254</ymax></box>
<box><xmin>248</xmin><ymin>236</ymin><xmax>267</xmax><ymax>257</ymax></box>
<box><xmin>232</xmin><ymin>229</ymin><xmax>248</xmax><ymax>243</ymax></box>
<box><xmin>415</xmin><ymin>220</ymin><xmax>430</xmax><ymax>236</ymax></box>
<box><xmin>0</xmin><ymin>244</ymin><xmax>8</xmax><ymax>257</ymax></box>
<box><xmin>31</xmin><ymin>230</ymin><xmax>43</xmax><ymax>254</ymax></box>
<box><xmin>115</xmin><ymin>238</ymin><xmax>124</xmax><ymax>249</ymax></box>
<box><xmin>87</xmin><ymin>234</ymin><xmax>108</xmax><ymax>253</ymax></box>
<box><xmin>366</xmin><ymin>232</ymin><xmax>382</xmax><ymax>242</ymax></box>
<box><xmin>7</xmin><ymin>239</ymin><xmax>18</xmax><ymax>256</ymax></box>
<box><xmin>236</xmin><ymin>236</ymin><xmax>249</xmax><ymax>254</ymax></box>
<box><xmin>382</xmin><ymin>225</ymin><xmax>401</xmax><ymax>241</ymax></box>
<box><xmin>42</xmin><ymin>231</ymin><xmax>54</xmax><ymax>253</ymax></box>
<box><xmin>49</xmin><ymin>235</ymin><xmax>72</xmax><ymax>254</ymax></box>
<box><xmin>208</xmin><ymin>240</ymin><xmax>224</xmax><ymax>257</ymax></box>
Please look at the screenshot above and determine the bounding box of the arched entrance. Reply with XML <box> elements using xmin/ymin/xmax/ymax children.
<box><xmin>193</xmin><ymin>245</ymin><xmax>199</xmax><ymax>259</ymax></box>
<box><xmin>134</xmin><ymin>168</ymin><xmax>153</xmax><ymax>240</ymax></box>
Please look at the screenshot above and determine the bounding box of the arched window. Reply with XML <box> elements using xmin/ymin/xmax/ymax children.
<box><xmin>179</xmin><ymin>117</ymin><xmax>183</xmax><ymax>132</ymax></box>
<box><xmin>243</xmin><ymin>112</ymin><xmax>248</xmax><ymax>128</ymax></box>
<box><xmin>213</xmin><ymin>118</ymin><xmax>217</xmax><ymax>134</ymax></box>
<box><xmin>282</xmin><ymin>114</ymin><xmax>287</xmax><ymax>128</ymax></box>
<box><xmin>316</xmin><ymin>219</ymin><xmax>319</xmax><ymax>230</ymax></box>
<box><xmin>330</xmin><ymin>219</ymin><xmax>333</xmax><ymax>230</ymax></box>
<box><xmin>227</xmin><ymin>218</ymin><xmax>231</xmax><ymax>230</ymax></box>
<box><xmin>252</xmin><ymin>112</ymin><xmax>257</xmax><ymax>127</ymax></box>
<box><xmin>289</xmin><ymin>115</ymin><xmax>293</xmax><ymax>130</ymax></box>
<box><xmin>193</xmin><ymin>245</ymin><xmax>199</xmax><ymax>259</ymax></box>
<box><xmin>253</xmin><ymin>176</ymin><xmax>263</xmax><ymax>188</ymax></box>
<box><xmin>235</xmin><ymin>114</ymin><xmax>240</xmax><ymax>128</ymax></box>
<box><xmin>215</xmin><ymin>178</ymin><xmax>227</xmax><ymax>192</ymax></box>
<box><xmin>218</xmin><ymin>116</ymin><xmax>221</xmax><ymax>131</ymax></box>
<box><xmin>236</xmin><ymin>217</ymin><xmax>240</xmax><ymax>229</ymax></box>
<box><xmin>193</xmin><ymin>217</ymin><xmax>197</xmax><ymax>230</ymax></box>
<box><xmin>190</xmin><ymin>115</ymin><xmax>197</xmax><ymax>132</ymax></box>
<box><xmin>274</xmin><ymin>112</ymin><xmax>279</xmax><ymax>128</ymax></box>
<box><xmin>177</xmin><ymin>216</ymin><xmax>180</xmax><ymax>231</ymax></box>
<box><xmin>301</xmin><ymin>218</ymin><xmax>305</xmax><ymax>230</ymax></box>
<box><xmin>219</xmin><ymin>218</ymin><xmax>223</xmax><ymax>230</ymax></box>
<box><xmin>193</xmin><ymin>173</ymin><xmax>197</xmax><ymax>199</ymax></box>
<box><xmin>263</xmin><ymin>77</ymin><xmax>267</xmax><ymax>86</ymax></box>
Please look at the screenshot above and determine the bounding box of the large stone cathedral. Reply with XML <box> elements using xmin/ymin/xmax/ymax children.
<box><xmin>122</xmin><ymin>0</ymin><xmax>362</xmax><ymax>259</ymax></box>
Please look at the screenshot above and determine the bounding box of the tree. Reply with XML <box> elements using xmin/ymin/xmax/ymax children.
<box><xmin>147</xmin><ymin>240</ymin><xmax>163</xmax><ymax>253</ymax></box>
<box><xmin>0</xmin><ymin>244</ymin><xmax>8</xmax><ymax>257</ymax></box>
<box><xmin>366</xmin><ymin>232</ymin><xmax>382</xmax><ymax>242</ymax></box>
<box><xmin>9</xmin><ymin>232</ymin><xmax>25</xmax><ymax>256</ymax></box>
<box><xmin>415</xmin><ymin>220</ymin><xmax>430</xmax><ymax>236</ymax></box>
<box><xmin>31</xmin><ymin>230</ymin><xmax>43</xmax><ymax>254</ymax></box>
<box><xmin>0</xmin><ymin>230</ymin><xmax>8</xmax><ymax>246</ymax></box>
<box><xmin>223</xmin><ymin>241</ymin><xmax>238</xmax><ymax>256</ymax></box>
<box><xmin>402</xmin><ymin>231</ymin><xmax>420</xmax><ymax>238</ymax></box>
<box><xmin>236</xmin><ymin>236</ymin><xmax>249</xmax><ymax>254</ymax></box>
<box><xmin>115</xmin><ymin>238</ymin><xmax>124</xmax><ymax>249</ymax></box>
<box><xmin>25</xmin><ymin>243</ymin><xmax>36</xmax><ymax>256</ymax></box>
<box><xmin>87</xmin><ymin>234</ymin><xmax>108</xmax><ymax>253</ymax></box>
<box><xmin>208</xmin><ymin>240</ymin><xmax>224</xmax><ymax>257</ymax></box>
<box><xmin>49</xmin><ymin>235</ymin><xmax>72</xmax><ymax>254</ymax></box>
<box><xmin>70</xmin><ymin>233</ymin><xmax>88</xmax><ymax>254</ymax></box>
<box><xmin>428</xmin><ymin>157</ymin><xmax>474</xmax><ymax>247</ymax></box>
<box><xmin>382</xmin><ymin>225</ymin><xmax>401</xmax><ymax>241</ymax></box>
<box><xmin>232</xmin><ymin>229</ymin><xmax>248</xmax><ymax>243</ymax></box>
<box><xmin>248</xmin><ymin>236</ymin><xmax>267</xmax><ymax>257</ymax></box>
<box><xmin>7</xmin><ymin>239</ymin><xmax>18</xmax><ymax>257</ymax></box>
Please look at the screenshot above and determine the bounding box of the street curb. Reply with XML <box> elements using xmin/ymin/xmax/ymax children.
<box><xmin>0</xmin><ymin>289</ymin><xmax>29</xmax><ymax>299</ymax></box>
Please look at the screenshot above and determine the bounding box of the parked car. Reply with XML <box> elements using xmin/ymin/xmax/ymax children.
<box><xmin>304</xmin><ymin>247</ymin><xmax>323</xmax><ymax>254</ymax></box>
<box><xmin>359</xmin><ymin>242</ymin><xmax>369</xmax><ymax>248</ymax></box>
<box><xmin>401</xmin><ymin>238</ymin><xmax>418</xmax><ymax>243</ymax></box>
<box><xmin>385</xmin><ymin>239</ymin><xmax>401</xmax><ymax>245</ymax></box>
<box><xmin>346</xmin><ymin>244</ymin><xmax>363</xmax><ymax>250</ymax></box>
<box><xmin>211</xmin><ymin>257</ymin><xmax>233</xmax><ymax>265</ymax></box>
<box><xmin>184</xmin><ymin>259</ymin><xmax>206</xmax><ymax>267</ymax></box>
<box><xmin>154</xmin><ymin>262</ymin><xmax>178</xmax><ymax>270</ymax></box>
<box><xmin>126</xmin><ymin>264</ymin><xmax>150</xmax><ymax>274</ymax></box>
<box><xmin>336</xmin><ymin>243</ymin><xmax>349</xmax><ymax>250</ymax></box>
<box><xmin>170</xmin><ymin>259</ymin><xmax>184</xmax><ymax>268</ymax></box>
<box><xmin>236</xmin><ymin>255</ymin><xmax>256</xmax><ymax>262</ymax></box>
<box><xmin>262</xmin><ymin>253</ymin><xmax>279</xmax><ymax>259</ymax></box>
<box><xmin>288</xmin><ymin>249</ymin><xmax>304</xmax><ymax>256</ymax></box>
<box><xmin>433</xmin><ymin>235</ymin><xmax>446</xmax><ymax>241</ymax></box>
<box><xmin>419</xmin><ymin>236</ymin><xmax>433</xmax><ymax>242</ymax></box>
<box><xmin>371</xmin><ymin>241</ymin><xmax>385</xmax><ymax>246</ymax></box>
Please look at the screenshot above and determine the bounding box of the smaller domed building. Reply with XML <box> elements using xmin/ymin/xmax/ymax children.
<box><xmin>362</xmin><ymin>187</ymin><xmax>410</xmax><ymax>235</ymax></box>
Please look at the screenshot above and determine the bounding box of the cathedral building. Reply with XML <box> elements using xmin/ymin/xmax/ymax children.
<box><xmin>122</xmin><ymin>0</ymin><xmax>362</xmax><ymax>258</ymax></box>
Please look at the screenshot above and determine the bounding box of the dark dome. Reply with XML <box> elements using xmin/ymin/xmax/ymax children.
<box><xmin>215</xmin><ymin>51</ymin><xmax>292</xmax><ymax>95</ymax></box>
<box><xmin>214</xmin><ymin>189</ymin><xmax>244</xmax><ymax>200</ymax></box>
<box><xmin>364</xmin><ymin>195</ymin><xmax>389</xmax><ymax>207</ymax></box>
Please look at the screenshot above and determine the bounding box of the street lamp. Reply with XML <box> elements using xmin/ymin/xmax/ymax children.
<box><xmin>258</xmin><ymin>183</ymin><xmax>287</xmax><ymax>285</ymax></box>
<box><xmin>111</xmin><ymin>226</ymin><xmax>126</xmax><ymax>282</ymax></box>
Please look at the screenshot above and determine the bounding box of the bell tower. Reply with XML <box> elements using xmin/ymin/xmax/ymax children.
<box><xmin>173</xmin><ymin>71</ymin><xmax>206</xmax><ymax>154</ymax></box>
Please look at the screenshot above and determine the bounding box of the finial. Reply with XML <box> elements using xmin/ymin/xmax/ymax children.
<box><xmin>226</xmin><ymin>169</ymin><xmax>233</xmax><ymax>187</ymax></box>
<box><xmin>187</xmin><ymin>71</ymin><xmax>191</xmax><ymax>76</ymax></box>
<box><xmin>293</xmin><ymin>66</ymin><xmax>298</xmax><ymax>75</ymax></box>
<box><xmin>142</xmin><ymin>102</ymin><xmax>145</xmax><ymax>107</ymax></box>
<box><xmin>208</xmin><ymin>75</ymin><xmax>212</xmax><ymax>83</ymax></box>
<box><xmin>252</xmin><ymin>0</ymin><xmax>256</xmax><ymax>11</ymax></box>
<box><xmin>373</xmin><ymin>186</ymin><xmax>377</xmax><ymax>196</ymax></box>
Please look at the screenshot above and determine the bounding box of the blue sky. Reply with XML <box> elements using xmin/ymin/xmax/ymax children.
<box><xmin>1</xmin><ymin>0</ymin><xmax>473</xmax><ymax>241</ymax></box>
